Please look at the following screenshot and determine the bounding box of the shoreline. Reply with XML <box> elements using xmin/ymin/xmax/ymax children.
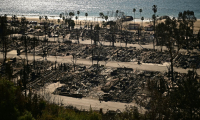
<box><xmin>6</xmin><ymin>14</ymin><xmax>200</xmax><ymax>21</ymax></box>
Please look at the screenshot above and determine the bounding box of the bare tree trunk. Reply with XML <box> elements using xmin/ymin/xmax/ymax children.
<box><xmin>23</xmin><ymin>61</ymin><xmax>27</xmax><ymax>97</ymax></box>
<box><xmin>170</xmin><ymin>57</ymin><xmax>174</xmax><ymax>82</ymax></box>
<box><xmin>34</xmin><ymin>37</ymin><xmax>36</xmax><ymax>69</ymax></box>
<box><xmin>153</xmin><ymin>20</ymin><xmax>155</xmax><ymax>50</ymax></box>
<box><xmin>138</xmin><ymin>28</ymin><xmax>140</xmax><ymax>44</ymax></box>
<box><xmin>4</xmin><ymin>38</ymin><xmax>7</xmax><ymax>63</ymax></box>
<box><xmin>169</xmin><ymin>46</ymin><xmax>174</xmax><ymax>82</ymax></box>
<box><xmin>92</xmin><ymin>49</ymin><xmax>93</xmax><ymax>65</ymax></box>
<box><xmin>25</xmin><ymin>37</ymin><xmax>28</xmax><ymax>67</ymax></box>
<box><xmin>112</xmin><ymin>33</ymin><xmax>115</xmax><ymax>47</ymax></box>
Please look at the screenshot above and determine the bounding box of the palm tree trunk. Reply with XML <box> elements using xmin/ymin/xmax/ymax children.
<box><xmin>134</xmin><ymin>13</ymin><xmax>135</xmax><ymax>29</ymax></box>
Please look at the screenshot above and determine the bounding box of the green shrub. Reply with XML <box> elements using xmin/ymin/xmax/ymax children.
<box><xmin>18</xmin><ymin>111</ymin><xmax>35</xmax><ymax>120</ymax></box>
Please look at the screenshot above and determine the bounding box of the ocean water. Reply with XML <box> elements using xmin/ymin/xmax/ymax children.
<box><xmin>0</xmin><ymin>0</ymin><xmax>200</xmax><ymax>20</ymax></box>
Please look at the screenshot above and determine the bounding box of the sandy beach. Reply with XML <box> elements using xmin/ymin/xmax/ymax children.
<box><xmin>7</xmin><ymin>16</ymin><xmax>200</xmax><ymax>33</ymax></box>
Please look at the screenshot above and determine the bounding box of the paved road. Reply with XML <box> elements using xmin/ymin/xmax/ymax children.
<box><xmin>1</xmin><ymin>52</ymin><xmax>200</xmax><ymax>75</ymax></box>
<box><xmin>14</xmin><ymin>34</ymin><xmax>200</xmax><ymax>53</ymax></box>
<box><xmin>36</xmin><ymin>82</ymin><xmax>145</xmax><ymax>113</ymax></box>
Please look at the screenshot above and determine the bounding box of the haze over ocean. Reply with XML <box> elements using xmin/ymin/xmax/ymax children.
<box><xmin>0</xmin><ymin>0</ymin><xmax>200</xmax><ymax>19</ymax></box>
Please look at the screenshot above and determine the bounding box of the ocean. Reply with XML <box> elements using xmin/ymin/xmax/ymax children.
<box><xmin>0</xmin><ymin>0</ymin><xmax>200</xmax><ymax>20</ymax></box>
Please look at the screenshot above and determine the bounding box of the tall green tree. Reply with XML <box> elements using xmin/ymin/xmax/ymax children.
<box><xmin>0</xmin><ymin>79</ymin><xmax>21</xmax><ymax>119</ymax></box>
<box><xmin>178</xmin><ymin>10</ymin><xmax>197</xmax><ymax>51</ymax></box>
<box><xmin>156</xmin><ymin>22</ymin><xmax>166</xmax><ymax>52</ymax></box>
<box><xmin>156</xmin><ymin>17</ymin><xmax>185</xmax><ymax>82</ymax></box>
<box><xmin>141</xmin><ymin>70</ymin><xmax>200</xmax><ymax>119</ymax></box>
<box><xmin>170</xmin><ymin>70</ymin><xmax>200</xmax><ymax>119</ymax></box>
<box><xmin>0</xmin><ymin>15</ymin><xmax>8</xmax><ymax>63</ymax></box>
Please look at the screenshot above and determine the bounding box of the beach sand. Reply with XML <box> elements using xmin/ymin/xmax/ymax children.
<box><xmin>194</xmin><ymin>20</ymin><xmax>200</xmax><ymax>32</ymax></box>
<box><xmin>7</xmin><ymin>16</ymin><xmax>200</xmax><ymax>32</ymax></box>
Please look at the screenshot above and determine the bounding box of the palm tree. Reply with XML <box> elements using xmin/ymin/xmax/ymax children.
<box><xmin>85</xmin><ymin>13</ymin><xmax>88</xmax><ymax>25</ymax></box>
<box><xmin>59</xmin><ymin>13</ymin><xmax>62</xmax><ymax>19</ymax></box>
<box><xmin>152</xmin><ymin>5</ymin><xmax>157</xmax><ymax>15</ymax></box>
<box><xmin>115</xmin><ymin>10</ymin><xmax>119</xmax><ymax>20</ymax></box>
<box><xmin>75</xmin><ymin>16</ymin><xmax>78</xmax><ymax>25</ymax></box>
<box><xmin>152</xmin><ymin>14</ymin><xmax>156</xmax><ymax>49</ymax></box>
<box><xmin>141</xmin><ymin>17</ymin><xmax>144</xmax><ymax>28</ymax></box>
<box><xmin>105</xmin><ymin>15</ymin><xmax>108</xmax><ymax>21</ymax></box>
<box><xmin>99</xmin><ymin>12</ymin><xmax>104</xmax><ymax>19</ymax></box>
<box><xmin>133</xmin><ymin>8</ymin><xmax>136</xmax><ymax>29</ymax></box>
<box><xmin>76</xmin><ymin>11</ymin><xmax>80</xmax><ymax>27</ymax></box>
<box><xmin>152</xmin><ymin>5</ymin><xmax>157</xmax><ymax>49</ymax></box>
<box><xmin>45</xmin><ymin>16</ymin><xmax>48</xmax><ymax>21</ymax></box>
<box><xmin>85</xmin><ymin>13</ymin><xmax>88</xmax><ymax>20</ymax></box>
<box><xmin>59</xmin><ymin>14</ymin><xmax>62</xmax><ymax>24</ymax></box>
<box><xmin>39</xmin><ymin>16</ymin><xmax>42</xmax><ymax>23</ymax></box>
<box><xmin>139</xmin><ymin>9</ymin><xmax>142</xmax><ymax>17</ymax></box>
<box><xmin>77</xmin><ymin>11</ymin><xmax>80</xmax><ymax>18</ymax></box>
<box><xmin>77</xmin><ymin>11</ymin><xmax>80</xmax><ymax>16</ymax></box>
<box><xmin>139</xmin><ymin>9</ymin><xmax>143</xmax><ymax>34</ymax></box>
<box><xmin>62</xmin><ymin>16</ymin><xmax>65</xmax><ymax>24</ymax></box>
<box><xmin>57</xmin><ymin>19</ymin><xmax>60</xmax><ymax>25</ymax></box>
<box><xmin>69</xmin><ymin>12</ymin><xmax>74</xmax><ymax>19</ymax></box>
